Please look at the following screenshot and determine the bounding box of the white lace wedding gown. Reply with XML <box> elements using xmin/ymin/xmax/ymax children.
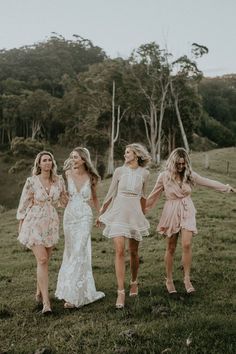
<box><xmin>55</xmin><ymin>177</ymin><xmax>105</xmax><ymax>307</ymax></box>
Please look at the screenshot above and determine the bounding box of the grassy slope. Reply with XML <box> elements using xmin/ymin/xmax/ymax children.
<box><xmin>0</xmin><ymin>148</ymin><xmax>235</xmax><ymax>354</ymax></box>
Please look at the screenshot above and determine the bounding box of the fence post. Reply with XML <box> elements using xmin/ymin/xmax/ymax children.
<box><xmin>226</xmin><ymin>161</ymin><xmax>230</xmax><ymax>175</ymax></box>
<box><xmin>204</xmin><ymin>153</ymin><xmax>209</xmax><ymax>169</ymax></box>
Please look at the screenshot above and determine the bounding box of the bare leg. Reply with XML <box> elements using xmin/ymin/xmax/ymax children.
<box><xmin>181</xmin><ymin>229</ymin><xmax>195</xmax><ymax>293</ymax></box>
<box><xmin>164</xmin><ymin>234</ymin><xmax>178</xmax><ymax>293</ymax></box>
<box><xmin>32</xmin><ymin>245</ymin><xmax>53</xmax><ymax>310</ymax></box>
<box><xmin>113</xmin><ymin>236</ymin><xmax>126</xmax><ymax>307</ymax></box>
<box><xmin>128</xmin><ymin>238</ymin><xmax>139</xmax><ymax>296</ymax></box>
<box><xmin>36</xmin><ymin>247</ymin><xmax>53</xmax><ymax>301</ymax></box>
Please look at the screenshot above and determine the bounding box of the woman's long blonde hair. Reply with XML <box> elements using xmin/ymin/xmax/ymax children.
<box><xmin>165</xmin><ymin>147</ymin><xmax>194</xmax><ymax>185</ymax></box>
<box><xmin>32</xmin><ymin>151</ymin><xmax>58</xmax><ymax>181</ymax></box>
<box><xmin>64</xmin><ymin>147</ymin><xmax>100</xmax><ymax>187</ymax></box>
<box><xmin>126</xmin><ymin>143</ymin><xmax>151</xmax><ymax>167</ymax></box>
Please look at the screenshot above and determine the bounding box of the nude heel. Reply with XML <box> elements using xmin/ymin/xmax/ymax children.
<box><xmin>129</xmin><ymin>280</ymin><xmax>138</xmax><ymax>297</ymax></box>
<box><xmin>116</xmin><ymin>289</ymin><xmax>125</xmax><ymax>309</ymax></box>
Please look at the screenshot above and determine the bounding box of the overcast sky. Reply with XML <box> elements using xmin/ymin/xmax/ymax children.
<box><xmin>0</xmin><ymin>0</ymin><xmax>235</xmax><ymax>77</ymax></box>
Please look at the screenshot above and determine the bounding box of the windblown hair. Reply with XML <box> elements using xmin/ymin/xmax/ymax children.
<box><xmin>64</xmin><ymin>147</ymin><xmax>100</xmax><ymax>186</ymax></box>
<box><xmin>165</xmin><ymin>147</ymin><xmax>194</xmax><ymax>185</ymax></box>
<box><xmin>32</xmin><ymin>151</ymin><xmax>58</xmax><ymax>181</ymax></box>
<box><xmin>126</xmin><ymin>143</ymin><xmax>151</xmax><ymax>167</ymax></box>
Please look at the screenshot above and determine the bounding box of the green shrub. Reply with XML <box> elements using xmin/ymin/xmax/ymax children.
<box><xmin>8</xmin><ymin>159</ymin><xmax>32</xmax><ymax>174</ymax></box>
<box><xmin>11</xmin><ymin>137</ymin><xmax>44</xmax><ymax>156</ymax></box>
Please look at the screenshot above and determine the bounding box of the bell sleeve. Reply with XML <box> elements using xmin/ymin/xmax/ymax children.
<box><xmin>16</xmin><ymin>177</ymin><xmax>34</xmax><ymax>220</ymax></box>
<box><xmin>141</xmin><ymin>170</ymin><xmax>150</xmax><ymax>199</ymax></box>
<box><xmin>192</xmin><ymin>172</ymin><xmax>232</xmax><ymax>192</ymax></box>
<box><xmin>145</xmin><ymin>172</ymin><xmax>164</xmax><ymax>211</ymax></box>
<box><xmin>100</xmin><ymin>167</ymin><xmax>121</xmax><ymax>214</ymax></box>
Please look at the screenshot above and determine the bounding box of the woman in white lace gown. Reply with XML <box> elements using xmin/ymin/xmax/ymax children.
<box><xmin>55</xmin><ymin>147</ymin><xmax>104</xmax><ymax>308</ymax></box>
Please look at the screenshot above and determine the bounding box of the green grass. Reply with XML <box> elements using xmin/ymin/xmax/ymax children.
<box><xmin>0</xmin><ymin>148</ymin><xmax>236</xmax><ymax>353</ymax></box>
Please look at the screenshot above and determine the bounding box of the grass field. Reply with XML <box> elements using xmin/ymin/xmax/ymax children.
<box><xmin>0</xmin><ymin>148</ymin><xmax>236</xmax><ymax>354</ymax></box>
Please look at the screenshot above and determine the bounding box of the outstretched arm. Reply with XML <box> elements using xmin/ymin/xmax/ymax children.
<box><xmin>192</xmin><ymin>172</ymin><xmax>235</xmax><ymax>192</ymax></box>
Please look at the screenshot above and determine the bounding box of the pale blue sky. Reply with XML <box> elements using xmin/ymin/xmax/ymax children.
<box><xmin>0</xmin><ymin>0</ymin><xmax>235</xmax><ymax>76</ymax></box>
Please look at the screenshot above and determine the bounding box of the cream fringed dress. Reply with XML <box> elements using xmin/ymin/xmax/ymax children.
<box><xmin>99</xmin><ymin>165</ymin><xmax>150</xmax><ymax>241</ymax></box>
<box><xmin>16</xmin><ymin>175</ymin><xmax>66</xmax><ymax>249</ymax></box>
<box><xmin>146</xmin><ymin>171</ymin><xmax>232</xmax><ymax>237</ymax></box>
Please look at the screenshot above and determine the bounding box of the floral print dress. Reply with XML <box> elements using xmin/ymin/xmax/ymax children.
<box><xmin>16</xmin><ymin>175</ymin><xmax>66</xmax><ymax>248</ymax></box>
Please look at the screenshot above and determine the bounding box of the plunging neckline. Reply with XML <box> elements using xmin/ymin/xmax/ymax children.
<box><xmin>70</xmin><ymin>175</ymin><xmax>90</xmax><ymax>194</ymax></box>
<box><xmin>37</xmin><ymin>175</ymin><xmax>52</xmax><ymax>195</ymax></box>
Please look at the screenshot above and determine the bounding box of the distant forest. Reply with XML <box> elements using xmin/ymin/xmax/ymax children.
<box><xmin>0</xmin><ymin>34</ymin><xmax>235</xmax><ymax>165</ymax></box>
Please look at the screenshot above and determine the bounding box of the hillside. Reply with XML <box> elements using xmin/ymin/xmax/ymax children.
<box><xmin>0</xmin><ymin>147</ymin><xmax>235</xmax><ymax>353</ymax></box>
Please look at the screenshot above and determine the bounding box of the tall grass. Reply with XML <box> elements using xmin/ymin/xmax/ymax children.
<box><xmin>0</xmin><ymin>148</ymin><xmax>235</xmax><ymax>353</ymax></box>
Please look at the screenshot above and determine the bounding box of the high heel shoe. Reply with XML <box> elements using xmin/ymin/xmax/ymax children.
<box><xmin>184</xmin><ymin>278</ymin><xmax>195</xmax><ymax>294</ymax></box>
<box><xmin>42</xmin><ymin>303</ymin><xmax>52</xmax><ymax>315</ymax></box>
<box><xmin>165</xmin><ymin>278</ymin><xmax>177</xmax><ymax>294</ymax></box>
<box><xmin>64</xmin><ymin>302</ymin><xmax>76</xmax><ymax>309</ymax></box>
<box><xmin>129</xmin><ymin>280</ymin><xmax>138</xmax><ymax>297</ymax></box>
<box><xmin>116</xmin><ymin>289</ymin><xmax>125</xmax><ymax>309</ymax></box>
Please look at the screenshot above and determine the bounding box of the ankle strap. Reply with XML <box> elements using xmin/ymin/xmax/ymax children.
<box><xmin>130</xmin><ymin>280</ymin><xmax>138</xmax><ymax>285</ymax></box>
<box><xmin>117</xmin><ymin>289</ymin><xmax>125</xmax><ymax>294</ymax></box>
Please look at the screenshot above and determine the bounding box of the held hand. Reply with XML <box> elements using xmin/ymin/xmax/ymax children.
<box><xmin>95</xmin><ymin>218</ymin><xmax>102</xmax><ymax>228</ymax></box>
<box><xmin>60</xmin><ymin>191</ymin><xmax>69</xmax><ymax>207</ymax></box>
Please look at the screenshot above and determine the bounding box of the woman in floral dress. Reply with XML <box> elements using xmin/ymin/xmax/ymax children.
<box><xmin>17</xmin><ymin>151</ymin><xmax>67</xmax><ymax>314</ymax></box>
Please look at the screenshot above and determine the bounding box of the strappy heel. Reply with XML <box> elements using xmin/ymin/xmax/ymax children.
<box><xmin>165</xmin><ymin>278</ymin><xmax>177</xmax><ymax>294</ymax></box>
<box><xmin>184</xmin><ymin>278</ymin><xmax>195</xmax><ymax>294</ymax></box>
<box><xmin>129</xmin><ymin>280</ymin><xmax>138</xmax><ymax>297</ymax></box>
<box><xmin>116</xmin><ymin>289</ymin><xmax>125</xmax><ymax>309</ymax></box>
<box><xmin>42</xmin><ymin>303</ymin><xmax>52</xmax><ymax>315</ymax></box>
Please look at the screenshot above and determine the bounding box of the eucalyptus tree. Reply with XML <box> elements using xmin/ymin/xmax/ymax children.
<box><xmin>169</xmin><ymin>43</ymin><xmax>209</xmax><ymax>152</ymax></box>
<box><xmin>128</xmin><ymin>42</ymin><xmax>208</xmax><ymax>162</ymax></box>
<box><xmin>19</xmin><ymin>90</ymin><xmax>53</xmax><ymax>140</ymax></box>
<box><xmin>77</xmin><ymin>58</ymin><xmax>129</xmax><ymax>174</ymax></box>
<box><xmin>0</xmin><ymin>94</ymin><xmax>21</xmax><ymax>144</ymax></box>
<box><xmin>129</xmin><ymin>42</ymin><xmax>171</xmax><ymax>163</ymax></box>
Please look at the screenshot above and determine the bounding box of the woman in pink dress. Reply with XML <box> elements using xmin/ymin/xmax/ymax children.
<box><xmin>146</xmin><ymin>148</ymin><xmax>235</xmax><ymax>294</ymax></box>
<box><xmin>17</xmin><ymin>151</ymin><xmax>68</xmax><ymax>314</ymax></box>
<box><xmin>98</xmin><ymin>143</ymin><xmax>151</xmax><ymax>308</ymax></box>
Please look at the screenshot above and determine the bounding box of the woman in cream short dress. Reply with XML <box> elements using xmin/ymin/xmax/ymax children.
<box><xmin>99</xmin><ymin>143</ymin><xmax>151</xmax><ymax>308</ymax></box>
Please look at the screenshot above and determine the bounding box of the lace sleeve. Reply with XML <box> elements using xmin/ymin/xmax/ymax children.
<box><xmin>100</xmin><ymin>167</ymin><xmax>121</xmax><ymax>213</ymax></box>
<box><xmin>142</xmin><ymin>170</ymin><xmax>150</xmax><ymax>198</ymax></box>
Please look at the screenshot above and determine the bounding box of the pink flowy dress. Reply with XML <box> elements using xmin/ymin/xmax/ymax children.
<box><xmin>146</xmin><ymin>171</ymin><xmax>232</xmax><ymax>237</ymax></box>
<box><xmin>99</xmin><ymin>165</ymin><xmax>150</xmax><ymax>241</ymax></box>
<box><xmin>16</xmin><ymin>175</ymin><xmax>66</xmax><ymax>249</ymax></box>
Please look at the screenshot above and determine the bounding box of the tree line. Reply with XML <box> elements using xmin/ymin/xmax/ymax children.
<box><xmin>0</xmin><ymin>34</ymin><xmax>235</xmax><ymax>172</ymax></box>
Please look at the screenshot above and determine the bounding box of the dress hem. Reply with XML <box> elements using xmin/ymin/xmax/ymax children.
<box><xmin>158</xmin><ymin>226</ymin><xmax>198</xmax><ymax>238</ymax></box>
